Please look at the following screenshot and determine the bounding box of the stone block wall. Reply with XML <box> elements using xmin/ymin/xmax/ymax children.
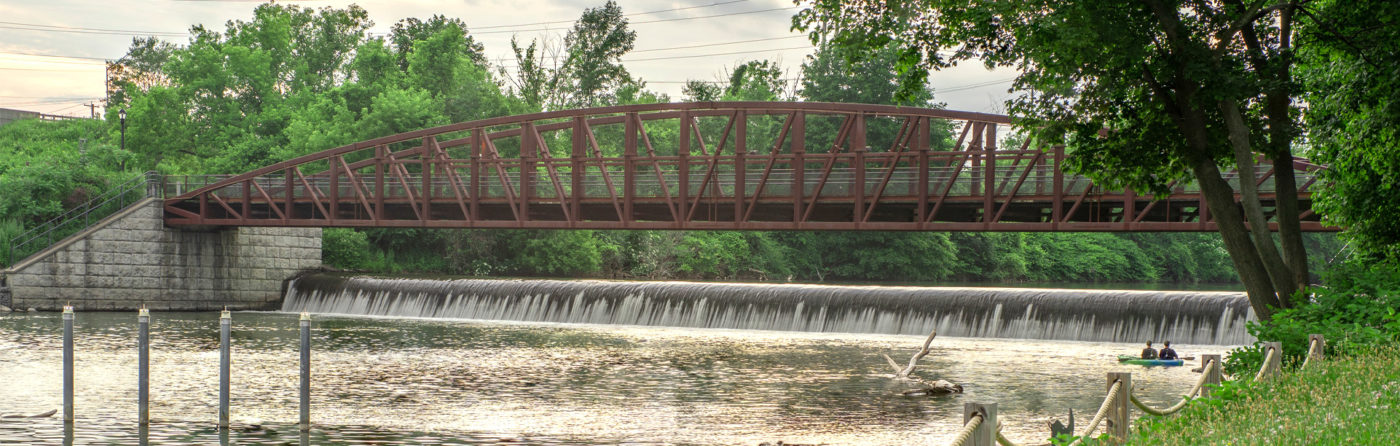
<box><xmin>1</xmin><ymin>199</ymin><xmax>322</xmax><ymax>311</ymax></box>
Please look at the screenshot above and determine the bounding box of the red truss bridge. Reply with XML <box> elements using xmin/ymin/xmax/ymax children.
<box><xmin>162</xmin><ymin>102</ymin><xmax>1333</xmax><ymax>232</ymax></box>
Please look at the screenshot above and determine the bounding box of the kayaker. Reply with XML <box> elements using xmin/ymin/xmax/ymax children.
<box><xmin>1141</xmin><ymin>341</ymin><xmax>1157</xmax><ymax>359</ymax></box>
<box><xmin>1159</xmin><ymin>341</ymin><xmax>1178</xmax><ymax>360</ymax></box>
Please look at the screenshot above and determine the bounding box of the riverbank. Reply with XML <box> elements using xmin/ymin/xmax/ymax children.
<box><xmin>1127</xmin><ymin>347</ymin><xmax>1400</xmax><ymax>445</ymax></box>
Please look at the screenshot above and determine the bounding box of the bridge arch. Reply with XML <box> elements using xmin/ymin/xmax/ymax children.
<box><xmin>163</xmin><ymin>102</ymin><xmax>1331</xmax><ymax>232</ymax></box>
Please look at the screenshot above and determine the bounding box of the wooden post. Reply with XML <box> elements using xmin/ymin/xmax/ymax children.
<box><xmin>138</xmin><ymin>308</ymin><xmax>150</xmax><ymax>425</ymax></box>
<box><xmin>63</xmin><ymin>305</ymin><xmax>74</xmax><ymax>423</ymax></box>
<box><xmin>299</xmin><ymin>312</ymin><xmax>311</xmax><ymax>431</ymax></box>
<box><xmin>1107</xmin><ymin>372</ymin><xmax>1131</xmax><ymax>444</ymax></box>
<box><xmin>1307</xmin><ymin>334</ymin><xmax>1326</xmax><ymax>364</ymax></box>
<box><xmin>1262</xmin><ymin>341</ymin><xmax>1283</xmax><ymax>380</ymax></box>
<box><xmin>1201</xmin><ymin>354</ymin><xmax>1222</xmax><ymax>398</ymax></box>
<box><xmin>963</xmin><ymin>402</ymin><xmax>997</xmax><ymax>446</ymax></box>
<box><xmin>219</xmin><ymin>309</ymin><xmax>231</xmax><ymax>428</ymax></box>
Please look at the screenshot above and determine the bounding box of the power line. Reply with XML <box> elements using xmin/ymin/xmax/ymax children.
<box><xmin>936</xmin><ymin>77</ymin><xmax>1018</xmax><ymax>93</ymax></box>
<box><xmin>473</xmin><ymin>6</ymin><xmax>797</xmax><ymax>35</ymax></box>
<box><xmin>630</xmin><ymin>6</ymin><xmax>797</xmax><ymax>25</ymax></box>
<box><xmin>472</xmin><ymin>0</ymin><xmax>752</xmax><ymax>30</ymax></box>
<box><xmin>0</xmin><ymin>95</ymin><xmax>101</xmax><ymax>99</ymax></box>
<box><xmin>633</xmin><ymin>35</ymin><xmax>805</xmax><ymax>53</ymax></box>
<box><xmin>0</xmin><ymin>51</ymin><xmax>110</xmax><ymax>62</ymax></box>
<box><xmin>624</xmin><ymin>45</ymin><xmax>811</xmax><ymax>62</ymax></box>
<box><xmin>0</xmin><ymin>66</ymin><xmax>103</xmax><ymax>72</ymax></box>
<box><xmin>646</xmin><ymin>78</ymin><xmax>800</xmax><ymax>84</ymax></box>
<box><xmin>0</xmin><ymin>98</ymin><xmax>95</xmax><ymax>107</ymax></box>
<box><xmin>0</xmin><ymin>21</ymin><xmax>185</xmax><ymax>37</ymax></box>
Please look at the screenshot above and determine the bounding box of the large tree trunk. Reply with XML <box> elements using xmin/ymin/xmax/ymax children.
<box><xmin>1271</xmin><ymin>152</ymin><xmax>1309</xmax><ymax>290</ymax></box>
<box><xmin>1192</xmin><ymin>157</ymin><xmax>1281</xmax><ymax>319</ymax></box>
<box><xmin>1220</xmin><ymin>100</ymin><xmax>1298</xmax><ymax>307</ymax></box>
<box><xmin>1236</xmin><ymin>0</ymin><xmax>1310</xmax><ymax>292</ymax></box>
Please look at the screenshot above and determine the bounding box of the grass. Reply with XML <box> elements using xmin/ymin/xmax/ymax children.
<box><xmin>1125</xmin><ymin>347</ymin><xmax>1400</xmax><ymax>445</ymax></box>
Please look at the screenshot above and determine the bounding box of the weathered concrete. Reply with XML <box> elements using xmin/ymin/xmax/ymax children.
<box><xmin>1</xmin><ymin>199</ymin><xmax>321</xmax><ymax>311</ymax></box>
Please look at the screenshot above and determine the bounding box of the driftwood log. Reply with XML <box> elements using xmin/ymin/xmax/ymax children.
<box><xmin>882</xmin><ymin>328</ymin><xmax>963</xmax><ymax>395</ymax></box>
<box><xmin>0</xmin><ymin>409</ymin><xmax>56</xmax><ymax>418</ymax></box>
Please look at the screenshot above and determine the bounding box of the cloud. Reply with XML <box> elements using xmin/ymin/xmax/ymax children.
<box><xmin>0</xmin><ymin>0</ymin><xmax>1017</xmax><ymax>115</ymax></box>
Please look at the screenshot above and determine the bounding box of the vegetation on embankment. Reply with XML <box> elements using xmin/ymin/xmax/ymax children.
<box><xmin>1126</xmin><ymin>347</ymin><xmax>1400</xmax><ymax>445</ymax></box>
<box><xmin>1116</xmin><ymin>260</ymin><xmax>1400</xmax><ymax>445</ymax></box>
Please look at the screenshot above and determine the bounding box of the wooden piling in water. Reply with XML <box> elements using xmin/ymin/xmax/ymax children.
<box><xmin>299</xmin><ymin>312</ymin><xmax>311</xmax><ymax>431</ymax></box>
<box><xmin>138</xmin><ymin>308</ymin><xmax>150</xmax><ymax>425</ymax></box>
<box><xmin>219</xmin><ymin>309</ymin><xmax>231</xmax><ymax>428</ymax></box>
<box><xmin>62</xmin><ymin>305</ymin><xmax>74</xmax><ymax>423</ymax></box>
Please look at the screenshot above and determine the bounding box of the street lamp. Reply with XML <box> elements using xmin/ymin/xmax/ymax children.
<box><xmin>119</xmin><ymin>108</ymin><xmax>127</xmax><ymax>152</ymax></box>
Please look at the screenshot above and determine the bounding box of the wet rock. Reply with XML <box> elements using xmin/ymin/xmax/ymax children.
<box><xmin>27</xmin><ymin>308</ymin><xmax>37</xmax><ymax>312</ymax></box>
<box><xmin>0</xmin><ymin>305</ymin><xmax>10</xmax><ymax>312</ymax></box>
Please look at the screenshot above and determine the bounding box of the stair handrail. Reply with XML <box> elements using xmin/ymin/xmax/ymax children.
<box><xmin>6</xmin><ymin>171</ymin><xmax>161</xmax><ymax>266</ymax></box>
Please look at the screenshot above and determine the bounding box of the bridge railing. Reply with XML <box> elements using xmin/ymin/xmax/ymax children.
<box><xmin>6</xmin><ymin>171</ymin><xmax>161</xmax><ymax>267</ymax></box>
<box><xmin>173</xmin><ymin>166</ymin><xmax>1316</xmax><ymax>203</ymax></box>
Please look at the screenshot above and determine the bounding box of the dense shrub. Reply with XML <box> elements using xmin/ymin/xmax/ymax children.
<box><xmin>1224</xmin><ymin>261</ymin><xmax>1400</xmax><ymax>377</ymax></box>
<box><xmin>322</xmin><ymin>228</ymin><xmax>371</xmax><ymax>270</ymax></box>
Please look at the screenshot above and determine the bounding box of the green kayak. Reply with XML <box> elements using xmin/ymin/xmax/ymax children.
<box><xmin>1117</xmin><ymin>355</ymin><xmax>1184</xmax><ymax>366</ymax></box>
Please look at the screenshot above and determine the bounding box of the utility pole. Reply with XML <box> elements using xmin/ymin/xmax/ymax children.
<box><xmin>84</xmin><ymin>102</ymin><xmax>97</xmax><ymax>119</ymax></box>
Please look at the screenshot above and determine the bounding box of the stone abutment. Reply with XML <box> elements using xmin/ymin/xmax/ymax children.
<box><xmin>2</xmin><ymin>199</ymin><xmax>322</xmax><ymax>311</ymax></box>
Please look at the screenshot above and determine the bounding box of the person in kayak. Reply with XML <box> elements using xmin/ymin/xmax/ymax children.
<box><xmin>1159</xmin><ymin>341</ymin><xmax>1178</xmax><ymax>360</ymax></box>
<box><xmin>1141</xmin><ymin>341</ymin><xmax>1157</xmax><ymax>359</ymax></box>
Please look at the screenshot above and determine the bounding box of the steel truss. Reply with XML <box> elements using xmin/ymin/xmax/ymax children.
<box><xmin>163</xmin><ymin>102</ymin><xmax>1333</xmax><ymax>232</ymax></box>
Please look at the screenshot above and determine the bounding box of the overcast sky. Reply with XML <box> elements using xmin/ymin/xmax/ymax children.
<box><xmin>0</xmin><ymin>0</ymin><xmax>1018</xmax><ymax>117</ymax></box>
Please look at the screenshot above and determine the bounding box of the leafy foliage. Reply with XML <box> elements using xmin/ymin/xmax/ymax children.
<box><xmin>792</xmin><ymin>0</ymin><xmax>1321</xmax><ymax>319</ymax></box>
<box><xmin>1225</xmin><ymin>261</ymin><xmax>1400</xmax><ymax>377</ymax></box>
<box><xmin>1300</xmin><ymin>0</ymin><xmax>1400</xmax><ymax>262</ymax></box>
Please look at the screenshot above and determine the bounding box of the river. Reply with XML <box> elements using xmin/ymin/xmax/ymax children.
<box><xmin>0</xmin><ymin>278</ymin><xmax>1242</xmax><ymax>444</ymax></box>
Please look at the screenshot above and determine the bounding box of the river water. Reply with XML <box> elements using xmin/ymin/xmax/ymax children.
<box><xmin>1</xmin><ymin>307</ymin><xmax>1228</xmax><ymax>444</ymax></box>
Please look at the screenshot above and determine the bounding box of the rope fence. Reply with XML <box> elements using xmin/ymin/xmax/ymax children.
<box><xmin>1253</xmin><ymin>342</ymin><xmax>1281</xmax><ymax>382</ymax></box>
<box><xmin>948</xmin><ymin>412</ymin><xmax>984</xmax><ymax>446</ymax></box>
<box><xmin>1128</xmin><ymin>358</ymin><xmax>1217</xmax><ymax>416</ymax></box>
<box><xmin>1301</xmin><ymin>335</ymin><xmax>1325</xmax><ymax>369</ymax></box>
<box><xmin>940</xmin><ymin>335</ymin><xmax>1322</xmax><ymax>446</ymax></box>
<box><xmin>1068</xmin><ymin>379</ymin><xmax>1124</xmax><ymax>446</ymax></box>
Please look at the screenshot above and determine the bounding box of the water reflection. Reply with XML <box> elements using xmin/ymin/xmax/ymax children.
<box><xmin>0</xmin><ymin>311</ymin><xmax>1228</xmax><ymax>444</ymax></box>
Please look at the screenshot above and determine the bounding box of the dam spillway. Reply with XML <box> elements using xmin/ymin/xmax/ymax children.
<box><xmin>282</xmin><ymin>274</ymin><xmax>1254</xmax><ymax>345</ymax></box>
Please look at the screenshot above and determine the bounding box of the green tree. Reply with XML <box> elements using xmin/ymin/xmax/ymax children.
<box><xmin>558</xmin><ymin>1</ymin><xmax>637</xmax><ymax>107</ymax></box>
<box><xmin>1299</xmin><ymin>0</ymin><xmax>1400</xmax><ymax>262</ymax></box>
<box><xmin>794</xmin><ymin>0</ymin><xmax>1316</xmax><ymax>318</ymax></box>
<box><xmin>390</xmin><ymin>15</ymin><xmax>487</xmax><ymax>70</ymax></box>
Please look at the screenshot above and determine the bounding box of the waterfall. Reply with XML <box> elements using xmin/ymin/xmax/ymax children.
<box><xmin>283</xmin><ymin>274</ymin><xmax>1255</xmax><ymax>344</ymax></box>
